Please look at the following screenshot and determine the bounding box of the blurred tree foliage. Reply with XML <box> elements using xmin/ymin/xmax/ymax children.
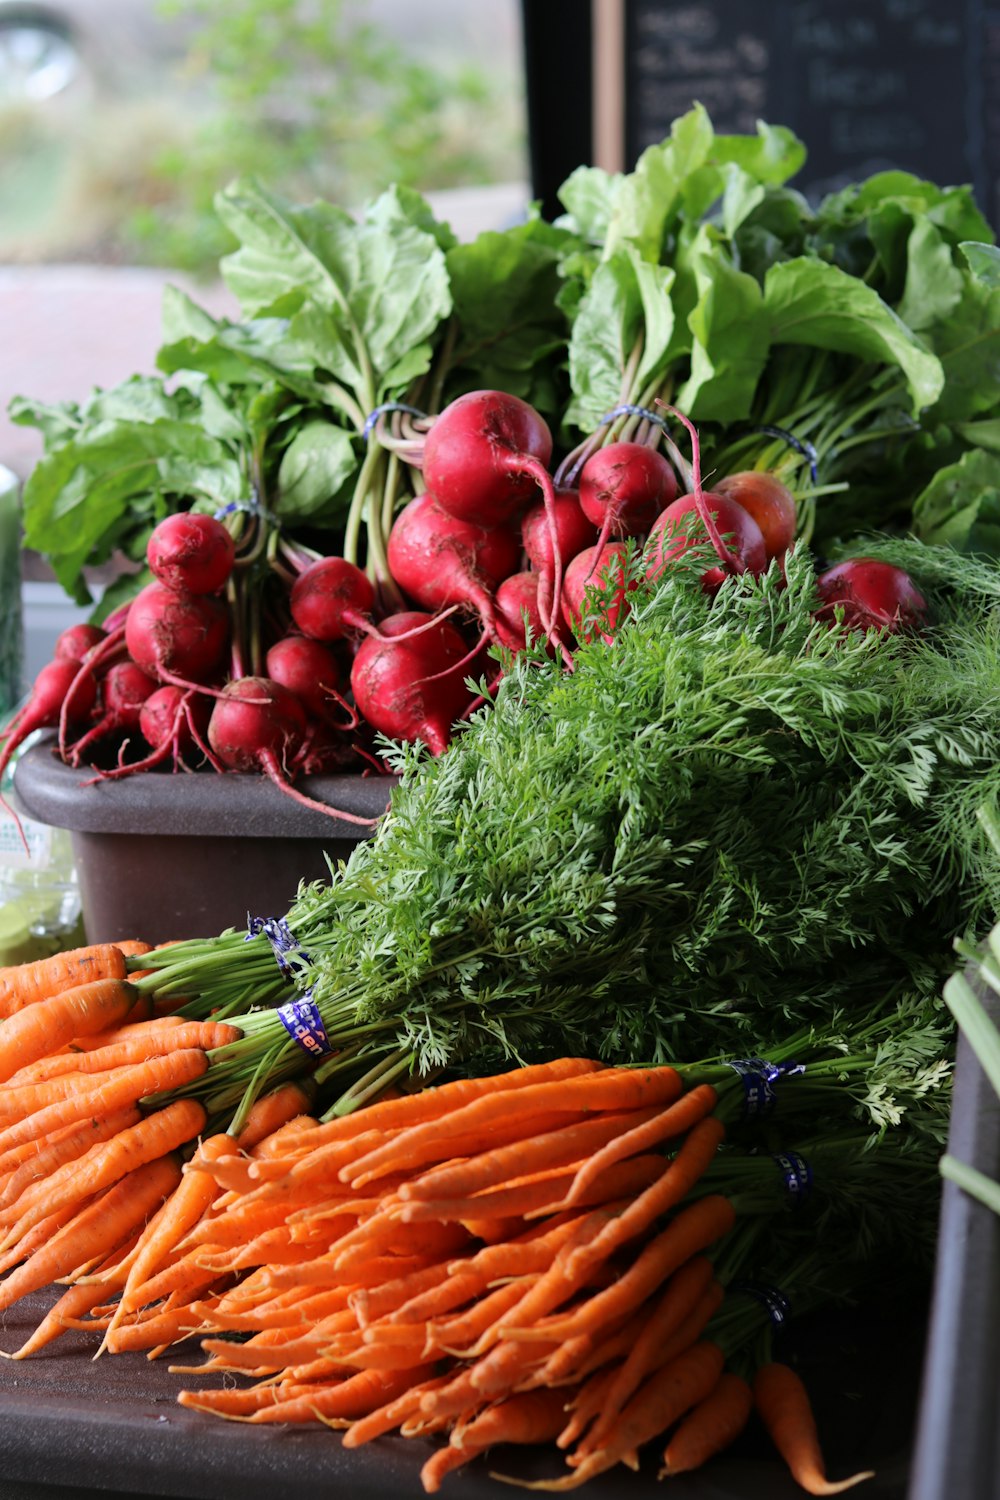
<box><xmin>122</xmin><ymin>0</ymin><xmax>525</xmax><ymax>274</ymax></box>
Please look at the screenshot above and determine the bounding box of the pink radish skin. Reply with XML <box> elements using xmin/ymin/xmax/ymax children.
<box><xmin>124</xmin><ymin>582</ymin><xmax>230</xmax><ymax>689</ymax></box>
<box><xmin>208</xmin><ymin>677</ymin><xmax>381</xmax><ymax>826</ymax></box>
<box><xmin>387</xmin><ymin>492</ymin><xmax>521</xmax><ymax>637</ymax></box>
<box><xmin>422</xmin><ymin>390</ymin><xmax>555</xmax><ymax>528</ymax></box>
<box><xmin>647</xmin><ymin>492</ymin><xmax>768</xmax><ymax>593</ymax></box>
<box><xmin>265</xmin><ymin>635</ymin><xmax>350</xmax><ymax>728</ymax></box>
<box><xmin>495</xmin><ymin>571</ymin><xmax>565</xmax><ymax>655</ymax></box>
<box><xmin>561</xmin><ymin>541</ymin><xmax>637</xmax><ymax>643</ymax></box>
<box><xmin>0</xmin><ymin>658</ymin><xmax>99</xmax><ymax>847</ymax></box>
<box><xmin>65</xmin><ymin>660</ymin><xmax>158</xmax><ymax>767</ymax></box>
<box><xmin>147</xmin><ymin>512</ymin><xmax>236</xmax><ymax>596</ymax></box>
<box><xmin>578</xmin><ymin>442</ymin><xmax>678</xmax><ymax>542</ymax></box>
<box><xmin>713</xmin><ymin>472</ymin><xmax>797</xmax><ymax>561</ymax></box>
<box><xmin>350</xmin><ymin>610</ymin><xmax>476</xmax><ymax>757</ymax></box>
<box><xmin>521</xmin><ymin>488</ymin><xmax>598</xmax><ymax>574</ymax></box>
<box><xmin>289</xmin><ymin>557</ymin><xmax>379</xmax><ymax>642</ymax></box>
<box><xmin>814</xmin><ymin>558</ymin><xmax>927</xmax><ymax>634</ymax></box>
<box><xmin>53</xmin><ymin>623</ymin><xmax>106</xmax><ymax>664</ymax></box>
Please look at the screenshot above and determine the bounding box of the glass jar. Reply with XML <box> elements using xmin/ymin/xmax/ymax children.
<box><xmin>0</xmin><ymin>736</ymin><xmax>84</xmax><ymax>965</ymax></box>
<box><xmin>0</xmin><ymin>463</ymin><xmax>23</xmax><ymax>718</ymax></box>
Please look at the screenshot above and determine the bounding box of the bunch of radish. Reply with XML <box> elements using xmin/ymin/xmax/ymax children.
<box><xmin>2</xmin><ymin>390</ymin><xmax>926</xmax><ymax>829</ymax></box>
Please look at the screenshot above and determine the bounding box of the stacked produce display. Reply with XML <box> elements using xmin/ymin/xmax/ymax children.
<box><xmin>2</xmin><ymin>105</ymin><xmax>1000</xmax><ymax>1494</ymax></box>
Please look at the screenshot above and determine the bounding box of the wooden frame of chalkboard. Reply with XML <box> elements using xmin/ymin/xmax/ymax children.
<box><xmin>521</xmin><ymin>0</ymin><xmax>995</xmax><ymax>223</ymax></box>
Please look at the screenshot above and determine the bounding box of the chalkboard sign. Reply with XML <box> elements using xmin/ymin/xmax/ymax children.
<box><xmin>521</xmin><ymin>0</ymin><xmax>997</xmax><ymax>223</ymax></box>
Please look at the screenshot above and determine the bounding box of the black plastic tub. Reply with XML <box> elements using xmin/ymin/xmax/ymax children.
<box><xmin>12</xmin><ymin>740</ymin><xmax>397</xmax><ymax>946</ymax></box>
<box><xmin>909</xmin><ymin>972</ymin><xmax>1000</xmax><ymax>1500</ymax></box>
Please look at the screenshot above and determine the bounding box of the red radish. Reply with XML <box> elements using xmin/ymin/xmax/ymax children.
<box><xmin>814</xmin><ymin>557</ymin><xmax>927</xmax><ymax>633</ymax></box>
<box><xmin>0</xmin><ymin>658</ymin><xmax>98</xmax><ymax>846</ymax></box>
<box><xmin>53</xmin><ymin>622</ymin><xmax>106</xmax><ymax>663</ymax></box>
<box><xmin>124</xmin><ymin>581</ymin><xmax>230</xmax><ymax>689</ymax></box>
<box><xmin>495</xmin><ymin>571</ymin><xmax>566</xmax><ymax>655</ymax></box>
<box><xmin>561</xmin><ymin>541</ymin><xmax>637</xmax><ymax>643</ymax></box>
<box><xmin>147</xmin><ymin>512</ymin><xmax>236</xmax><ymax>596</ymax></box>
<box><xmin>713</xmin><ymin>471</ymin><xmax>797</xmax><ymax>560</ymax></box>
<box><xmin>208</xmin><ymin>677</ymin><xmax>381</xmax><ymax>825</ymax></box>
<box><xmin>521</xmin><ymin>487</ymin><xmax>598</xmax><ymax>574</ymax></box>
<box><xmin>647</xmin><ymin>492</ymin><xmax>768</xmax><ymax>593</ymax></box>
<box><xmin>350</xmin><ymin>610</ymin><xmax>476</xmax><ymax>756</ymax></box>
<box><xmin>265</xmin><ymin>635</ymin><xmax>348</xmax><ymax>727</ymax></box>
<box><xmin>289</xmin><ymin>557</ymin><xmax>378</xmax><ymax>642</ymax></box>
<box><xmin>387</xmin><ymin>492</ymin><xmax>521</xmax><ymax>638</ymax></box>
<box><xmin>578</xmin><ymin>442</ymin><xmax>677</xmax><ymax>542</ymax></box>
<box><xmin>65</xmin><ymin>660</ymin><xmax>158</xmax><ymax>767</ymax></box>
<box><xmin>86</xmin><ymin>686</ymin><xmax>218</xmax><ymax>780</ymax></box>
<box><xmin>421</xmin><ymin>389</ymin><xmax>555</xmax><ymax>528</ymax></box>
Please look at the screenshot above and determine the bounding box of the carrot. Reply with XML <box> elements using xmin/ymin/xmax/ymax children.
<box><xmin>242</xmin><ymin>1364</ymin><xmax>429</xmax><ymax>1424</ymax></box>
<box><xmin>0</xmin><ymin>1065</ymin><xmax>140</xmax><ymax>1122</ymax></box>
<box><xmin>400</xmin><ymin>1154</ymin><xmax>665</xmax><ymax>1227</ymax></box>
<box><xmin>342</xmin><ymin>1372</ymin><xmax>456</xmax><ymax>1447</ymax></box>
<box><xmin>398</xmin><ymin>1107</ymin><xmax>664</xmax><ymax>1205</ymax></box>
<box><xmin>61</xmin><ymin>1014</ymin><xmax>187</xmax><ymax>1051</ymax></box>
<box><xmin>104</xmin><ymin>1301</ymin><xmax>214</xmax><ymax>1356</ymax></box>
<box><xmin>0</xmin><ymin>1105</ymin><xmax>142</xmax><ymax>1213</ymax></box>
<box><xmin>563</xmin><ymin>1116</ymin><xmax>727</xmax><ymax>1277</ymax></box>
<box><xmin>0</xmin><ymin>1230</ymin><xmax>142</xmax><ymax>1359</ymax></box>
<box><xmin>0</xmin><ymin>1199</ymin><xmax>84</xmax><ymax>1276</ymax></box>
<box><xmin>563</xmin><ymin>1081</ymin><xmax>719</xmax><ymax>1205</ymax></box>
<box><xmin>0</xmin><ymin>943</ymin><xmax>129</xmax><ymax>1018</ymax></box>
<box><xmin>0</xmin><ymin>1046</ymin><xmax>209</xmax><ymax>1159</ymax></box>
<box><xmin>753</xmin><ymin>1362</ymin><xmax>876</xmax><ymax>1495</ymax></box>
<box><xmin>1</xmin><ymin>1021</ymin><xmax>242</xmax><ymax>1085</ymax></box>
<box><xmin>99</xmin><ymin>1131</ymin><xmax>237</xmax><ymax>1351</ymax></box>
<box><xmin>422</xmin><ymin>1388</ymin><xmax>568</xmax><ymax>1493</ymax></box>
<box><xmin>507</xmin><ymin>1195</ymin><xmax>735</xmax><ymax>1345</ymax></box>
<box><xmin>235</xmin><ymin>1080</ymin><xmax>316</xmax><ymax>1151</ymax></box>
<box><xmin>659</xmin><ymin>1371</ymin><xmax>753</xmax><ymax>1477</ymax></box>
<box><xmin>0</xmin><ymin>1097</ymin><xmax>207</xmax><ymax>1247</ymax></box>
<box><xmin>0</xmin><ymin>977</ymin><xmax>139</xmax><ymax>1084</ymax></box>
<box><xmin>342</xmin><ymin>1066</ymin><xmax>684</xmax><ymax>1189</ymax></box>
<box><xmin>0</xmin><ymin>1153</ymin><xmax>182</xmax><ymax>1315</ymax></box>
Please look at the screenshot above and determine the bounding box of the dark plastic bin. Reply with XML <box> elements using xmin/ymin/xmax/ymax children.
<box><xmin>12</xmin><ymin>740</ymin><xmax>396</xmax><ymax>946</ymax></box>
<box><xmin>909</xmin><ymin>971</ymin><xmax>1000</xmax><ymax>1500</ymax></box>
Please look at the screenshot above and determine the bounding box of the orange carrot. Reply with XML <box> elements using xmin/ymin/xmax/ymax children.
<box><xmin>341</xmin><ymin>1372</ymin><xmax>456</xmax><ymax>1447</ymax></box>
<box><xmin>342</xmin><ymin>1066</ymin><xmax>684</xmax><ymax>1189</ymax></box>
<box><xmin>0</xmin><ymin>1065</ymin><xmax>140</xmax><ymax>1122</ymax></box>
<box><xmin>563</xmin><ymin>1116</ymin><xmax>727</xmax><ymax>1277</ymax></box>
<box><xmin>398</xmin><ymin>1107</ymin><xmax>664</xmax><ymax>1205</ymax></box>
<box><xmin>0</xmin><ymin>1230</ymin><xmax>142</xmax><ymax>1359</ymax></box>
<box><xmin>563</xmin><ymin>1081</ymin><xmax>719</xmax><ymax>1205</ymax></box>
<box><xmin>235</xmin><ymin>1080</ymin><xmax>316</xmax><ymax>1151</ymax></box>
<box><xmin>61</xmin><ymin>1014</ymin><xmax>187</xmax><ymax>1051</ymax></box>
<box><xmin>421</xmin><ymin>1388</ymin><xmax>569</xmax><ymax>1493</ymax></box>
<box><xmin>242</xmin><ymin>1364</ymin><xmax>430</xmax><ymax>1424</ymax></box>
<box><xmin>0</xmin><ymin>1153</ymin><xmax>182</xmax><ymax>1314</ymax></box>
<box><xmin>753</xmin><ymin>1362</ymin><xmax>875</xmax><ymax>1495</ymax></box>
<box><xmin>659</xmin><ymin>1371</ymin><xmax>753</xmax><ymax>1476</ymax></box>
<box><xmin>1</xmin><ymin>1021</ymin><xmax>242</xmax><ymax>1085</ymax></box>
<box><xmin>507</xmin><ymin>1195</ymin><xmax>736</xmax><ymax>1345</ymax></box>
<box><xmin>0</xmin><ymin>1046</ymin><xmax>209</xmax><ymax>1158</ymax></box>
<box><xmin>0</xmin><ymin>977</ymin><xmax>139</xmax><ymax>1084</ymax></box>
<box><xmin>400</xmin><ymin>1153</ymin><xmax>665</xmax><ymax>1227</ymax></box>
<box><xmin>0</xmin><ymin>1097</ymin><xmax>207</xmax><ymax>1247</ymax></box>
<box><xmin>0</xmin><ymin>1200</ymin><xmax>83</xmax><ymax>1276</ymax></box>
<box><xmin>0</xmin><ymin>943</ymin><xmax>129</xmax><ymax>1018</ymax></box>
<box><xmin>0</xmin><ymin>1104</ymin><xmax>142</xmax><ymax>1212</ymax></box>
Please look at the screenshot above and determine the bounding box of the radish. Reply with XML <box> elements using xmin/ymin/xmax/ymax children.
<box><xmin>814</xmin><ymin>558</ymin><xmax>927</xmax><ymax>634</ymax></box>
<box><xmin>0</xmin><ymin>658</ymin><xmax>99</xmax><ymax>846</ymax></box>
<box><xmin>521</xmin><ymin>487</ymin><xmax>598</xmax><ymax>574</ymax></box>
<box><xmin>713</xmin><ymin>471</ymin><xmax>797</xmax><ymax>561</ymax></box>
<box><xmin>265</xmin><ymin>635</ymin><xmax>351</xmax><ymax>728</ymax></box>
<box><xmin>65</xmin><ymin>659</ymin><xmax>158</xmax><ymax>767</ymax></box>
<box><xmin>86</xmin><ymin>686</ymin><xmax>219</xmax><ymax>781</ymax></box>
<box><xmin>494</xmin><ymin>571</ymin><xmax>564</xmax><ymax>654</ymax></box>
<box><xmin>386</xmin><ymin>492</ymin><xmax>521</xmax><ymax>638</ymax></box>
<box><xmin>147</xmin><ymin>512</ymin><xmax>236</xmax><ymax>596</ymax></box>
<box><xmin>207</xmin><ymin>677</ymin><xmax>381</xmax><ymax>825</ymax></box>
<box><xmin>561</xmin><ymin>541</ymin><xmax>637</xmax><ymax>643</ymax></box>
<box><xmin>124</xmin><ymin>581</ymin><xmax>230</xmax><ymax>690</ymax></box>
<box><xmin>53</xmin><ymin>622</ymin><xmax>106</xmax><ymax>664</ymax></box>
<box><xmin>350</xmin><ymin>610</ymin><xmax>476</xmax><ymax>756</ymax></box>
<box><xmin>421</xmin><ymin>389</ymin><xmax>555</xmax><ymax>528</ymax></box>
<box><xmin>647</xmin><ymin>492</ymin><xmax>768</xmax><ymax>593</ymax></box>
<box><xmin>289</xmin><ymin>556</ymin><xmax>379</xmax><ymax>642</ymax></box>
<box><xmin>647</xmin><ymin>407</ymin><xmax>767</xmax><ymax>593</ymax></box>
<box><xmin>577</xmin><ymin>442</ymin><xmax>677</xmax><ymax>545</ymax></box>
